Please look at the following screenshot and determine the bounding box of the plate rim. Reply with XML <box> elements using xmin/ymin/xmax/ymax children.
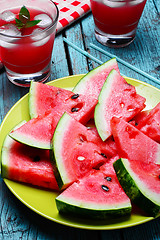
<box><xmin>0</xmin><ymin>74</ymin><xmax>160</xmax><ymax>230</ymax></box>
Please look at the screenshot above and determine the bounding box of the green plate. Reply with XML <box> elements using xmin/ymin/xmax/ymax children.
<box><xmin>0</xmin><ymin>75</ymin><xmax>160</xmax><ymax>230</ymax></box>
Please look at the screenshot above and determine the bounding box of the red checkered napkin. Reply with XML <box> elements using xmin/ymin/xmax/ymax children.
<box><xmin>55</xmin><ymin>0</ymin><xmax>91</xmax><ymax>33</ymax></box>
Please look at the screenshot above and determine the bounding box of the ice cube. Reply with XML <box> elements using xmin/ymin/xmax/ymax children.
<box><xmin>0</xmin><ymin>24</ymin><xmax>21</xmax><ymax>37</ymax></box>
<box><xmin>31</xmin><ymin>28</ymin><xmax>46</xmax><ymax>40</ymax></box>
<box><xmin>31</xmin><ymin>28</ymin><xmax>50</xmax><ymax>46</ymax></box>
<box><xmin>34</xmin><ymin>14</ymin><xmax>52</xmax><ymax>28</ymax></box>
<box><xmin>102</xmin><ymin>0</ymin><xmax>126</xmax><ymax>8</ymax></box>
<box><xmin>0</xmin><ymin>24</ymin><xmax>21</xmax><ymax>48</ymax></box>
<box><xmin>0</xmin><ymin>10</ymin><xmax>15</xmax><ymax>22</ymax></box>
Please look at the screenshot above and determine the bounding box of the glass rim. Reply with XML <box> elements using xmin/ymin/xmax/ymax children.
<box><xmin>0</xmin><ymin>0</ymin><xmax>59</xmax><ymax>39</ymax></box>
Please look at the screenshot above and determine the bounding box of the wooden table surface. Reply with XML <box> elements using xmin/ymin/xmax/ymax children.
<box><xmin>0</xmin><ymin>0</ymin><xmax>160</xmax><ymax>239</ymax></box>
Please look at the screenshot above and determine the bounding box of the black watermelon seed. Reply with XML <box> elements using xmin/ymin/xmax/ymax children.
<box><xmin>135</xmin><ymin>122</ymin><xmax>138</xmax><ymax>126</ymax></box>
<box><xmin>105</xmin><ymin>176</ymin><xmax>112</xmax><ymax>181</ymax></box>
<box><xmin>71</xmin><ymin>107</ymin><xmax>79</xmax><ymax>112</ymax></box>
<box><xmin>100</xmin><ymin>153</ymin><xmax>107</xmax><ymax>158</ymax></box>
<box><xmin>159</xmin><ymin>175</ymin><xmax>160</xmax><ymax>179</ymax></box>
<box><xmin>71</xmin><ymin>94</ymin><xmax>79</xmax><ymax>99</ymax></box>
<box><xmin>33</xmin><ymin>156</ymin><xmax>40</xmax><ymax>162</ymax></box>
<box><xmin>101</xmin><ymin>185</ymin><xmax>109</xmax><ymax>192</ymax></box>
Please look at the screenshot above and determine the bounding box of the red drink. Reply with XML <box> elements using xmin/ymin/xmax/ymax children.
<box><xmin>0</xmin><ymin>0</ymin><xmax>59</xmax><ymax>87</ymax></box>
<box><xmin>90</xmin><ymin>0</ymin><xmax>147</xmax><ymax>47</ymax></box>
<box><xmin>0</xmin><ymin>8</ymin><xmax>55</xmax><ymax>74</ymax></box>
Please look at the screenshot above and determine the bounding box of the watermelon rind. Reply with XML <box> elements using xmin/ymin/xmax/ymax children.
<box><xmin>52</xmin><ymin>113</ymin><xmax>73</xmax><ymax>189</ymax></box>
<box><xmin>1</xmin><ymin>121</ymin><xmax>26</xmax><ymax>177</ymax></box>
<box><xmin>94</xmin><ymin>69</ymin><xmax>116</xmax><ymax>141</ymax></box>
<box><xmin>9</xmin><ymin>116</ymin><xmax>53</xmax><ymax>150</ymax></box>
<box><xmin>94</xmin><ymin>69</ymin><xmax>146</xmax><ymax>141</ymax></box>
<box><xmin>1</xmin><ymin>132</ymin><xmax>12</xmax><ymax>178</ymax></box>
<box><xmin>113</xmin><ymin>158</ymin><xmax>160</xmax><ymax>217</ymax></box>
<box><xmin>56</xmin><ymin>195</ymin><xmax>131</xmax><ymax>220</ymax></box>
<box><xmin>73</xmin><ymin>58</ymin><xmax>119</xmax><ymax>97</ymax></box>
<box><xmin>28</xmin><ymin>81</ymin><xmax>38</xmax><ymax>119</ymax></box>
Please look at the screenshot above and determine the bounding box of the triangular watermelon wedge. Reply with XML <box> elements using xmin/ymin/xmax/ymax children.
<box><xmin>29</xmin><ymin>82</ymin><xmax>98</xmax><ymax>123</ymax></box>
<box><xmin>52</xmin><ymin>113</ymin><xmax>117</xmax><ymax>189</ymax></box>
<box><xmin>73</xmin><ymin>58</ymin><xmax>120</xmax><ymax>99</ymax></box>
<box><xmin>111</xmin><ymin>117</ymin><xmax>160</xmax><ymax>164</ymax></box>
<box><xmin>94</xmin><ymin>69</ymin><xmax>146</xmax><ymax>141</ymax></box>
<box><xmin>10</xmin><ymin>83</ymin><xmax>98</xmax><ymax>149</ymax></box>
<box><xmin>56</xmin><ymin>160</ymin><xmax>131</xmax><ymax>219</ymax></box>
<box><xmin>113</xmin><ymin>158</ymin><xmax>160</xmax><ymax>217</ymax></box>
<box><xmin>9</xmin><ymin>111</ymin><xmax>56</xmax><ymax>149</ymax></box>
<box><xmin>1</xmin><ymin>123</ymin><xmax>59</xmax><ymax>190</ymax></box>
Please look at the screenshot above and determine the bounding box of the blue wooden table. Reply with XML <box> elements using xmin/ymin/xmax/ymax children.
<box><xmin>0</xmin><ymin>0</ymin><xmax>160</xmax><ymax>239</ymax></box>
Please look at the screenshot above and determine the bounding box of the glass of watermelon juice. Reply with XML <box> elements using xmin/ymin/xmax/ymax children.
<box><xmin>0</xmin><ymin>0</ymin><xmax>59</xmax><ymax>87</ymax></box>
<box><xmin>90</xmin><ymin>0</ymin><xmax>147</xmax><ymax>48</ymax></box>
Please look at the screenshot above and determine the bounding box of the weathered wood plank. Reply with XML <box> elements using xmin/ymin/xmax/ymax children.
<box><xmin>0</xmin><ymin>71</ymin><xmax>28</xmax><ymax>124</ymax></box>
<box><xmin>65</xmin><ymin>21</ymin><xmax>90</xmax><ymax>75</ymax></box>
<box><xmin>0</xmin><ymin>1</ymin><xmax>160</xmax><ymax>239</ymax></box>
<box><xmin>122</xmin><ymin>217</ymin><xmax>160</xmax><ymax>240</ymax></box>
<box><xmin>81</xmin><ymin>0</ymin><xmax>160</xmax><ymax>88</ymax></box>
<box><xmin>153</xmin><ymin>0</ymin><xmax>160</xmax><ymax>13</ymax></box>
<box><xmin>50</xmin><ymin>33</ymin><xmax>69</xmax><ymax>81</ymax></box>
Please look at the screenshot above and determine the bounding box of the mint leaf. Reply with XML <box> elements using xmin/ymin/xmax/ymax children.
<box><xmin>15</xmin><ymin>18</ymin><xmax>24</xmax><ymax>29</ymax></box>
<box><xmin>14</xmin><ymin>6</ymin><xmax>42</xmax><ymax>30</ymax></box>
<box><xmin>19</xmin><ymin>6</ymin><xmax>30</xmax><ymax>23</ymax></box>
<box><xmin>25</xmin><ymin>20</ymin><xmax>41</xmax><ymax>28</ymax></box>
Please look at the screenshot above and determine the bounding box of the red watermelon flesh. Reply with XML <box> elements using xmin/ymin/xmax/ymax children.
<box><xmin>88</xmin><ymin>127</ymin><xmax>118</xmax><ymax>156</ymax></box>
<box><xmin>94</xmin><ymin>69</ymin><xmax>146</xmax><ymax>141</ymax></box>
<box><xmin>113</xmin><ymin>158</ymin><xmax>160</xmax><ymax>217</ymax></box>
<box><xmin>73</xmin><ymin>58</ymin><xmax>120</xmax><ymax>100</ymax></box>
<box><xmin>100</xmin><ymin>155</ymin><xmax>120</xmax><ymax>175</ymax></box>
<box><xmin>56</xmin><ymin>160</ymin><xmax>131</xmax><ymax>219</ymax></box>
<box><xmin>29</xmin><ymin>82</ymin><xmax>98</xmax><ymax>124</ymax></box>
<box><xmin>129</xmin><ymin>110</ymin><xmax>150</xmax><ymax>127</ymax></box>
<box><xmin>52</xmin><ymin>113</ymin><xmax>116</xmax><ymax>189</ymax></box>
<box><xmin>9</xmin><ymin>111</ymin><xmax>56</xmax><ymax>149</ymax></box>
<box><xmin>124</xmin><ymin>160</ymin><xmax>160</xmax><ymax>193</ymax></box>
<box><xmin>111</xmin><ymin>117</ymin><xmax>160</xmax><ymax>165</ymax></box>
<box><xmin>1</xmin><ymin>133</ymin><xmax>59</xmax><ymax>190</ymax></box>
<box><xmin>136</xmin><ymin>102</ymin><xmax>160</xmax><ymax>143</ymax></box>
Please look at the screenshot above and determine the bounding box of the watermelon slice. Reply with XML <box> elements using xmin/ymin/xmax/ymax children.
<box><xmin>1</xmin><ymin>124</ymin><xmax>59</xmax><ymax>190</ymax></box>
<box><xmin>9</xmin><ymin>111</ymin><xmax>56</xmax><ymax>149</ymax></box>
<box><xmin>113</xmin><ymin>158</ymin><xmax>160</xmax><ymax>217</ymax></box>
<box><xmin>56</xmin><ymin>161</ymin><xmax>131</xmax><ymax>219</ymax></box>
<box><xmin>10</xmin><ymin>82</ymin><xmax>98</xmax><ymax>149</ymax></box>
<box><xmin>111</xmin><ymin>117</ymin><xmax>160</xmax><ymax>164</ymax></box>
<box><xmin>73</xmin><ymin>58</ymin><xmax>120</xmax><ymax>99</ymax></box>
<box><xmin>52</xmin><ymin>113</ymin><xmax>116</xmax><ymax>189</ymax></box>
<box><xmin>94</xmin><ymin>69</ymin><xmax>146</xmax><ymax>141</ymax></box>
<box><xmin>136</xmin><ymin>102</ymin><xmax>160</xmax><ymax>143</ymax></box>
<box><xmin>29</xmin><ymin>82</ymin><xmax>98</xmax><ymax>124</ymax></box>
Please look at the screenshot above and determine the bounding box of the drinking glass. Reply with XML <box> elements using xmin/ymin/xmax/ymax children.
<box><xmin>0</xmin><ymin>0</ymin><xmax>59</xmax><ymax>87</ymax></box>
<box><xmin>90</xmin><ymin>0</ymin><xmax>147</xmax><ymax>48</ymax></box>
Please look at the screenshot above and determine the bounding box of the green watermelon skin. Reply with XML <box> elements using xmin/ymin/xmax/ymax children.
<box><xmin>29</xmin><ymin>82</ymin><xmax>98</xmax><ymax>124</ymax></box>
<box><xmin>111</xmin><ymin>117</ymin><xmax>160</xmax><ymax>165</ymax></box>
<box><xmin>1</xmin><ymin>130</ymin><xmax>59</xmax><ymax>190</ymax></box>
<box><xmin>94</xmin><ymin>69</ymin><xmax>146</xmax><ymax>141</ymax></box>
<box><xmin>56</xmin><ymin>160</ymin><xmax>131</xmax><ymax>220</ymax></box>
<box><xmin>113</xmin><ymin>158</ymin><xmax>160</xmax><ymax>217</ymax></box>
<box><xmin>52</xmin><ymin>113</ymin><xmax>117</xmax><ymax>190</ymax></box>
<box><xmin>73</xmin><ymin>58</ymin><xmax>120</xmax><ymax>100</ymax></box>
